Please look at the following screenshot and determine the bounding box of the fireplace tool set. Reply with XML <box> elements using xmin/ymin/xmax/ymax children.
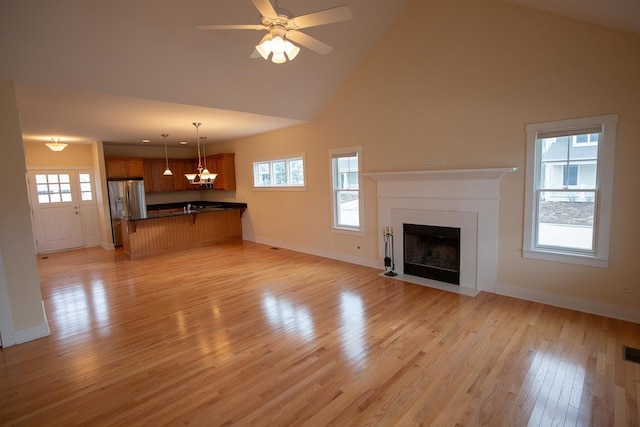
<box><xmin>383</xmin><ymin>226</ymin><xmax>398</xmax><ymax>276</ymax></box>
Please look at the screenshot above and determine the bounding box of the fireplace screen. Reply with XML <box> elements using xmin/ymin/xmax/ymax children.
<box><xmin>403</xmin><ymin>224</ymin><xmax>461</xmax><ymax>285</ymax></box>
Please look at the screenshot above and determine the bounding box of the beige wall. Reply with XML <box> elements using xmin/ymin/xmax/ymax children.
<box><xmin>222</xmin><ymin>0</ymin><xmax>640</xmax><ymax>313</ymax></box>
<box><xmin>24</xmin><ymin>142</ymin><xmax>94</xmax><ymax>168</ymax></box>
<box><xmin>0</xmin><ymin>80</ymin><xmax>48</xmax><ymax>344</ymax></box>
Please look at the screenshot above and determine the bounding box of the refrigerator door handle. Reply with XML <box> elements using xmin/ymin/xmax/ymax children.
<box><xmin>125</xmin><ymin>185</ymin><xmax>132</xmax><ymax>219</ymax></box>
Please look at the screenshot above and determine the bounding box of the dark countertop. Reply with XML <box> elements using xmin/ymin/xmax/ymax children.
<box><xmin>125</xmin><ymin>201</ymin><xmax>247</xmax><ymax>221</ymax></box>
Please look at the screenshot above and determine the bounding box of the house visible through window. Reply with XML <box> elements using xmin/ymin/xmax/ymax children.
<box><xmin>523</xmin><ymin>114</ymin><xmax>617</xmax><ymax>267</ymax></box>
<box><xmin>253</xmin><ymin>155</ymin><xmax>305</xmax><ymax>190</ymax></box>
<box><xmin>330</xmin><ymin>147</ymin><xmax>363</xmax><ymax>234</ymax></box>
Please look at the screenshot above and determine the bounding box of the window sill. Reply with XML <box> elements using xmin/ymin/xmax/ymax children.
<box><xmin>523</xmin><ymin>249</ymin><xmax>608</xmax><ymax>268</ymax></box>
<box><xmin>332</xmin><ymin>226</ymin><xmax>364</xmax><ymax>237</ymax></box>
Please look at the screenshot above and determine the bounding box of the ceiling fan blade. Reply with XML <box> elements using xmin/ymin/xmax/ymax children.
<box><xmin>249</xmin><ymin>49</ymin><xmax>261</xmax><ymax>59</ymax></box>
<box><xmin>251</xmin><ymin>0</ymin><xmax>278</xmax><ymax>19</ymax></box>
<box><xmin>286</xmin><ymin>30</ymin><xmax>333</xmax><ymax>55</ymax></box>
<box><xmin>196</xmin><ymin>24</ymin><xmax>266</xmax><ymax>30</ymax></box>
<box><xmin>289</xmin><ymin>6</ymin><xmax>352</xmax><ymax>29</ymax></box>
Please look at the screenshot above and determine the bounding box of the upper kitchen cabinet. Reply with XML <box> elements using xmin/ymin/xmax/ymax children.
<box><xmin>207</xmin><ymin>153</ymin><xmax>236</xmax><ymax>191</ymax></box>
<box><xmin>143</xmin><ymin>159</ymin><xmax>176</xmax><ymax>192</ymax></box>
<box><xmin>106</xmin><ymin>158</ymin><xmax>144</xmax><ymax>178</ymax></box>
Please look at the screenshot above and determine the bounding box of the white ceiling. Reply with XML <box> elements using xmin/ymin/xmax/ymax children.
<box><xmin>1</xmin><ymin>0</ymin><xmax>638</xmax><ymax>147</ymax></box>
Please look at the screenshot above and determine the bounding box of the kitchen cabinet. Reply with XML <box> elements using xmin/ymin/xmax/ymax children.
<box><xmin>143</xmin><ymin>159</ymin><xmax>177</xmax><ymax>192</ymax></box>
<box><xmin>113</xmin><ymin>155</ymin><xmax>235</xmax><ymax>192</ymax></box>
<box><xmin>206</xmin><ymin>153</ymin><xmax>236</xmax><ymax>191</ymax></box>
<box><xmin>170</xmin><ymin>160</ymin><xmax>185</xmax><ymax>191</ymax></box>
<box><xmin>144</xmin><ymin>159</ymin><xmax>202</xmax><ymax>193</ymax></box>
<box><xmin>106</xmin><ymin>158</ymin><xmax>144</xmax><ymax>178</ymax></box>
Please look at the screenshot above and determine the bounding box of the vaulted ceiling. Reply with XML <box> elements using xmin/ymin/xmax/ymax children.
<box><xmin>1</xmin><ymin>0</ymin><xmax>638</xmax><ymax>146</ymax></box>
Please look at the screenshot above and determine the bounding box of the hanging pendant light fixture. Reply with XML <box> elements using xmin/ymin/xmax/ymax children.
<box><xmin>199</xmin><ymin>136</ymin><xmax>217</xmax><ymax>186</ymax></box>
<box><xmin>162</xmin><ymin>134</ymin><xmax>173</xmax><ymax>176</ymax></box>
<box><xmin>184</xmin><ymin>122</ymin><xmax>203</xmax><ymax>185</ymax></box>
<box><xmin>45</xmin><ymin>138</ymin><xmax>68</xmax><ymax>152</ymax></box>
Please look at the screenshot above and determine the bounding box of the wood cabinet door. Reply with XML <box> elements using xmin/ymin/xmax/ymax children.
<box><xmin>125</xmin><ymin>159</ymin><xmax>144</xmax><ymax>177</ymax></box>
<box><xmin>149</xmin><ymin>160</ymin><xmax>174</xmax><ymax>192</ymax></box>
<box><xmin>106</xmin><ymin>158</ymin><xmax>144</xmax><ymax>178</ymax></box>
<box><xmin>211</xmin><ymin>154</ymin><xmax>236</xmax><ymax>191</ymax></box>
<box><xmin>143</xmin><ymin>160</ymin><xmax>155</xmax><ymax>192</ymax></box>
<box><xmin>106</xmin><ymin>159</ymin><xmax>126</xmax><ymax>178</ymax></box>
<box><xmin>170</xmin><ymin>160</ymin><xmax>185</xmax><ymax>191</ymax></box>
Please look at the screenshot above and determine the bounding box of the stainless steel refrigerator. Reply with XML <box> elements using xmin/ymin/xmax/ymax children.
<box><xmin>107</xmin><ymin>179</ymin><xmax>147</xmax><ymax>246</ymax></box>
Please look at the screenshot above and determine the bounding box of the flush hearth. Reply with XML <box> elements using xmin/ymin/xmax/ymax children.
<box><xmin>403</xmin><ymin>223</ymin><xmax>461</xmax><ymax>285</ymax></box>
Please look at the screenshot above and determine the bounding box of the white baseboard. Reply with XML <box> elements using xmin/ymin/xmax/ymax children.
<box><xmin>14</xmin><ymin>321</ymin><xmax>50</xmax><ymax>344</ymax></box>
<box><xmin>245</xmin><ymin>234</ymin><xmax>380</xmax><ymax>270</ymax></box>
<box><xmin>101</xmin><ymin>241</ymin><xmax>115</xmax><ymax>250</ymax></box>
<box><xmin>496</xmin><ymin>282</ymin><xmax>640</xmax><ymax>324</ymax></box>
<box><xmin>243</xmin><ymin>234</ymin><xmax>639</xmax><ymax>324</ymax></box>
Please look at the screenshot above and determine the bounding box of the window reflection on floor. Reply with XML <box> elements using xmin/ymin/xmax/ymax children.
<box><xmin>523</xmin><ymin>350</ymin><xmax>586</xmax><ymax>425</ymax></box>
<box><xmin>261</xmin><ymin>293</ymin><xmax>314</xmax><ymax>341</ymax></box>
<box><xmin>50</xmin><ymin>280</ymin><xmax>110</xmax><ymax>337</ymax></box>
<box><xmin>339</xmin><ymin>292</ymin><xmax>366</xmax><ymax>364</ymax></box>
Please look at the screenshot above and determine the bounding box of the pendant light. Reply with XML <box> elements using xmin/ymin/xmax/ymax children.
<box><xmin>46</xmin><ymin>138</ymin><xmax>68</xmax><ymax>152</ymax></box>
<box><xmin>162</xmin><ymin>134</ymin><xmax>173</xmax><ymax>176</ymax></box>
<box><xmin>199</xmin><ymin>136</ymin><xmax>217</xmax><ymax>185</ymax></box>
<box><xmin>184</xmin><ymin>122</ymin><xmax>204</xmax><ymax>184</ymax></box>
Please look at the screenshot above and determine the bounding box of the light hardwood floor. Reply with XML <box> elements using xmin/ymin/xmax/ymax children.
<box><xmin>1</xmin><ymin>241</ymin><xmax>638</xmax><ymax>426</ymax></box>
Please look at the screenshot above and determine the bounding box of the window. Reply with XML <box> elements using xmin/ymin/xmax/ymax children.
<box><xmin>523</xmin><ymin>114</ymin><xmax>617</xmax><ymax>267</ymax></box>
<box><xmin>79</xmin><ymin>173</ymin><xmax>93</xmax><ymax>201</ymax></box>
<box><xmin>253</xmin><ymin>155</ymin><xmax>305</xmax><ymax>190</ymax></box>
<box><xmin>36</xmin><ymin>173</ymin><xmax>72</xmax><ymax>204</ymax></box>
<box><xmin>330</xmin><ymin>147</ymin><xmax>363</xmax><ymax>234</ymax></box>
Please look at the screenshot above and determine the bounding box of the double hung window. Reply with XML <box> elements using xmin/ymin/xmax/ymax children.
<box><xmin>523</xmin><ymin>114</ymin><xmax>617</xmax><ymax>267</ymax></box>
<box><xmin>330</xmin><ymin>147</ymin><xmax>363</xmax><ymax>234</ymax></box>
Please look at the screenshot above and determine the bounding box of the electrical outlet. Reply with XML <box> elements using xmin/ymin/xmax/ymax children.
<box><xmin>437</xmin><ymin>159</ymin><xmax>447</xmax><ymax>164</ymax></box>
<box><xmin>617</xmin><ymin>285</ymin><xmax>635</xmax><ymax>294</ymax></box>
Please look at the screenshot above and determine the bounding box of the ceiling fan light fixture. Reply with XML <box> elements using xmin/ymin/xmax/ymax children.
<box><xmin>284</xmin><ymin>41</ymin><xmax>300</xmax><ymax>60</ymax></box>
<box><xmin>256</xmin><ymin>33</ymin><xmax>273</xmax><ymax>59</ymax></box>
<box><xmin>271</xmin><ymin>51</ymin><xmax>286</xmax><ymax>64</ymax></box>
<box><xmin>271</xmin><ymin>36</ymin><xmax>285</xmax><ymax>54</ymax></box>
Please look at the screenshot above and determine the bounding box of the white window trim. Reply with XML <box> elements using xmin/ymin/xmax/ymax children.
<box><xmin>329</xmin><ymin>146</ymin><xmax>364</xmax><ymax>236</ymax></box>
<box><xmin>523</xmin><ymin>114</ymin><xmax>618</xmax><ymax>268</ymax></box>
<box><xmin>252</xmin><ymin>153</ymin><xmax>307</xmax><ymax>191</ymax></box>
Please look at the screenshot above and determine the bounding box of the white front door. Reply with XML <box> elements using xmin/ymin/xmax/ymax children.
<box><xmin>28</xmin><ymin>170</ymin><xmax>95</xmax><ymax>253</ymax></box>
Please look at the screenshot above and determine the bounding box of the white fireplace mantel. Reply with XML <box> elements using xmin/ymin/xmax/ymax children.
<box><xmin>366</xmin><ymin>167</ymin><xmax>517</xmax><ymax>296</ymax></box>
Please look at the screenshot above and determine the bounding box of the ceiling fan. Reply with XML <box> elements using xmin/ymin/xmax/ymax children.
<box><xmin>196</xmin><ymin>0</ymin><xmax>352</xmax><ymax>64</ymax></box>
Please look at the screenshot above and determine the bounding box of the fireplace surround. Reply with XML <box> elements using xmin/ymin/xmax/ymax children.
<box><xmin>365</xmin><ymin>168</ymin><xmax>516</xmax><ymax>296</ymax></box>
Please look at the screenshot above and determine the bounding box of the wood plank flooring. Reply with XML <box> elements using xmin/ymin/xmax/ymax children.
<box><xmin>0</xmin><ymin>241</ymin><xmax>638</xmax><ymax>426</ymax></box>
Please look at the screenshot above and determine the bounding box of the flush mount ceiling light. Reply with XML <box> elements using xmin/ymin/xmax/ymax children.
<box><xmin>162</xmin><ymin>134</ymin><xmax>173</xmax><ymax>176</ymax></box>
<box><xmin>45</xmin><ymin>138</ymin><xmax>67</xmax><ymax>152</ymax></box>
<box><xmin>196</xmin><ymin>0</ymin><xmax>352</xmax><ymax>64</ymax></box>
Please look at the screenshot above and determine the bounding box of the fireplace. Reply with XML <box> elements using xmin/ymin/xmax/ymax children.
<box><xmin>365</xmin><ymin>167</ymin><xmax>516</xmax><ymax>294</ymax></box>
<box><xmin>403</xmin><ymin>224</ymin><xmax>461</xmax><ymax>285</ymax></box>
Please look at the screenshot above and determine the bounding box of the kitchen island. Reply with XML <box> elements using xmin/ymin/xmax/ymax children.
<box><xmin>121</xmin><ymin>202</ymin><xmax>247</xmax><ymax>259</ymax></box>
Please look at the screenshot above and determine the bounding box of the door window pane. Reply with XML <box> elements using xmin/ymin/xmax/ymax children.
<box><xmin>34</xmin><ymin>173</ymin><xmax>75</xmax><ymax>204</ymax></box>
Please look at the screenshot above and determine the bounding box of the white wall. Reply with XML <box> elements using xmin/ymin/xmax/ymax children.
<box><xmin>0</xmin><ymin>80</ymin><xmax>49</xmax><ymax>345</ymax></box>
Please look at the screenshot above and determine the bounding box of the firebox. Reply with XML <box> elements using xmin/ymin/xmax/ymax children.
<box><xmin>403</xmin><ymin>224</ymin><xmax>461</xmax><ymax>285</ymax></box>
